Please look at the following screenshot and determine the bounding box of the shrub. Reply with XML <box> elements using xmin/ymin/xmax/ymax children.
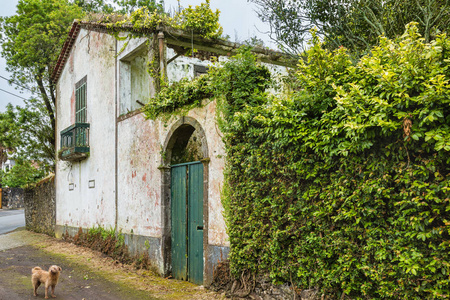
<box><xmin>221</xmin><ymin>24</ymin><xmax>450</xmax><ymax>298</ymax></box>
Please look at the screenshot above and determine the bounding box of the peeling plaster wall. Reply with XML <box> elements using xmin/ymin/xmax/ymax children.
<box><xmin>117</xmin><ymin>100</ymin><xmax>227</xmax><ymax>243</ymax></box>
<box><xmin>116</xmin><ymin>39</ymin><xmax>227</xmax><ymax>245</ymax></box>
<box><xmin>182</xmin><ymin>101</ymin><xmax>228</xmax><ymax>247</ymax></box>
<box><xmin>117</xmin><ymin>114</ymin><xmax>162</xmax><ymax>237</ymax></box>
<box><xmin>166</xmin><ymin>48</ymin><xmax>210</xmax><ymax>83</ymax></box>
<box><xmin>118</xmin><ymin>37</ymin><xmax>153</xmax><ymax>115</ymax></box>
<box><xmin>55</xmin><ymin>29</ymin><xmax>117</xmax><ymax>233</ymax></box>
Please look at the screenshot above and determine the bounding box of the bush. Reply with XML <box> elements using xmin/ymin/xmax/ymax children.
<box><xmin>221</xmin><ymin>24</ymin><xmax>450</xmax><ymax>298</ymax></box>
<box><xmin>178</xmin><ymin>0</ymin><xmax>223</xmax><ymax>39</ymax></box>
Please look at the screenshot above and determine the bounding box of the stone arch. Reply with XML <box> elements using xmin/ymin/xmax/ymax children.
<box><xmin>160</xmin><ymin>116</ymin><xmax>209</xmax><ymax>282</ymax></box>
<box><xmin>161</xmin><ymin>116</ymin><xmax>209</xmax><ymax>166</ymax></box>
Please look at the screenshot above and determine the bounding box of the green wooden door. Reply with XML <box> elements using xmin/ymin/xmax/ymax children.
<box><xmin>187</xmin><ymin>162</ymin><xmax>204</xmax><ymax>284</ymax></box>
<box><xmin>171</xmin><ymin>165</ymin><xmax>187</xmax><ymax>280</ymax></box>
<box><xmin>171</xmin><ymin>162</ymin><xmax>204</xmax><ymax>284</ymax></box>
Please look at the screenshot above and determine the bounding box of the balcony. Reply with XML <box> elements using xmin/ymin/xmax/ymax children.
<box><xmin>59</xmin><ymin>123</ymin><xmax>90</xmax><ymax>162</ymax></box>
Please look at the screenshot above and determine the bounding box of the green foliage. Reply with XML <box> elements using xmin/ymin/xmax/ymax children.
<box><xmin>142</xmin><ymin>47</ymin><xmax>271</xmax><ymax>120</ymax></box>
<box><xmin>67</xmin><ymin>225</ymin><xmax>155</xmax><ymax>271</ymax></box>
<box><xmin>208</xmin><ymin>48</ymin><xmax>271</xmax><ymax>120</ymax></box>
<box><xmin>116</xmin><ymin>0</ymin><xmax>163</xmax><ymax>14</ymax></box>
<box><xmin>143</xmin><ymin>75</ymin><xmax>213</xmax><ymax>120</ymax></box>
<box><xmin>87</xmin><ymin>225</ymin><xmax>125</xmax><ymax>249</ymax></box>
<box><xmin>73</xmin><ymin>0</ymin><xmax>163</xmax><ymax>14</ymax></box>
<box><xmin>250</xmin><ymin>0</ymin><xmax>450</xmax><ymax>54</ymax></box>
<box><xmin>1</xmin><ymin>160</ymin><xmax>46</xmax><ymax>188</ymax></box>
<box><xmin>66</xmin><ymin>226</ymin><xmax>132</xmax><ymax>265</ymax></box>
<box><xmin>177</xmin><ymin>0</ymin><xmax>223</xmax><ymax>39</ymax></box>
<box><xmin>107</xmin><ymin>0</ymin><xmax>223</xmax><ymax>40</ymax></box>
<box><xmin>0</xmin><ymin>0</ymin><xmax>84</xmax><ymax>166</ymax></box>
<box><xmin>219</xmin><ymin>24</ymin><xmax>450</xmax><ymax>298</ymax></box>
<box><xmin>72</xmin><ymin>0</ymin><xmax>115</xmax><ymax>13</ymax></box>
<box><xmin>0</xmin><ymin>100</ymin><xmax>54</xmax><ymax>167</ymax></box>
<box><xmin>111</xmin><ymin>6</ymin><xmax>168</xmax><ymax>31</ymax></box>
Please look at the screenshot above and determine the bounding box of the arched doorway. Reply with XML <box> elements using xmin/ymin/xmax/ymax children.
<box><xmin>160</xmin><ymin>117</ymin><xmax>209</xmax><ymax>285</ymax></box>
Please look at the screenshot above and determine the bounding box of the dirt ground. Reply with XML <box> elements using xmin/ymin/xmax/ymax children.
<box><xmin>0</xmin><ymin>229</ymin><xmax>225</xmax><ymax>300</ymax></box>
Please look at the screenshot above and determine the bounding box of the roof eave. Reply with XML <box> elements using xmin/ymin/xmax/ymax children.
<box><xmin>51</xmin><ymin>21</ymin><xmax>294</xmax><ymax>84</ymax></box>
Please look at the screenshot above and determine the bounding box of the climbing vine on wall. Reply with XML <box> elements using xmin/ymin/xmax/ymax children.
<box><xmin>142</xmin><ymin>74</ymin><xmax>213</xmax><ymax>120</ymax></box>
<box><xmin>222</xmin><ymin>24</ymin><xmax>450</xmax><ymax>298</ymax></box>
<box><xmin>142</xmin><ymin>46</ymin><xmax>271</xmax><ymax>120</ymax></box>
<box><xmin>92</xmin><ymin>0</ymin><xmax>223</xmax><ymax>94</ymax></box>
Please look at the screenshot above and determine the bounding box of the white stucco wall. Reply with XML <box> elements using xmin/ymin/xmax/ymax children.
<box><xmin>116</xmin><ymin>114</ymin><xmax>163</xmax><ymax>237</ymax></box>
<box><xmin>166</xmin><ymin>48</ymin><xmax>211</xmax><ymax>83</ymax></box>
<box><xmin>56</xmin><ymin>29</ymin><xmax>117</xmax><ymax>230</ymax></box>
<box><xmin>56</xmin><ymin>29</ymin><xmax>287</xmax><ymax>250</ymax></box>
<box><xmin>116</xmin><ymin>101</ymin><xmax>228</xmax><ymax>246</ymax></box>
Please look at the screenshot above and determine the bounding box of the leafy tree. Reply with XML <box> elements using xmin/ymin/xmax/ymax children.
<box><xmin>0</xmin><ymin>101</ymin><xmax>53</xmax><ymax>166</ymax></box>
<box><xmin>0</xmin><ymin>0</ymin><xmax>84</xmax><ymax>166</ymax></box>
<box><xmin>249</xmin><ymin>0</ymin><xmax>450</xmax><ymax>54</ymax></box>
<box><xmin>72</xmin><ymin>0</ymin><xmax>115</xmax><ymax>13</ymax></box>
<box><xmin>115</xmin><ymin>0</ymin><xmax>164</xmax><ymax>14</ymax></box>
<box><xmin>1</xmin><ymin>159</ymin><xmax>46</xmax><ymax>188</ymax></box>
<box><xmin>73</xmin><ymin>0</ymin><xmax>164</xmax><ymax>14</ymax></box>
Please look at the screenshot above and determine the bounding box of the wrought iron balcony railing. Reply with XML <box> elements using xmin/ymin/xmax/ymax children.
<box><xmin>59</xmin><ymin>123</ymin><xmax>90</xmax><ymax>161</ymax></box>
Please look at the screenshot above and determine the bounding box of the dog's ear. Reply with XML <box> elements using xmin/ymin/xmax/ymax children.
<box><xmin>59</xmin><ymin>266</ymin><xmax>62</xmax><ymax>272</ymax></box>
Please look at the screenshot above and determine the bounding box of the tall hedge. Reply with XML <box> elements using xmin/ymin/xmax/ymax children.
<box><xmin>220</xmin><ymin>24</ymin><xmax>450</xmax><ymax>298</ymax></box>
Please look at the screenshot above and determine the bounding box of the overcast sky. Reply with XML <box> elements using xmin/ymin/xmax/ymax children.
<box><xmin>0</xmin><ymin>1</ymin><xmax>30</xmax><ymax>112</ymax></box>
<box><xmin>0</xmin><ymin>0</ymin><xmax>272</xmax><ymax>112</ymax></box>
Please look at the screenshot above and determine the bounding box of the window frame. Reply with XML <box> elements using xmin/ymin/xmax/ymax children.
<box><xmin>75</xmin><ymin>76</ymin><xmax>87</xmax><ymax>123</ymax></box>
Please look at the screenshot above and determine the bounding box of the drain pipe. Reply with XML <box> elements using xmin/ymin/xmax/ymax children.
<box><xmin>114</xmin><ymin>38</ymin><xmax>119</xmax><ymax>231</ymax></box>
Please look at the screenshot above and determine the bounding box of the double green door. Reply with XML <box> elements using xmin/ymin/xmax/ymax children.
<box><xmin>171</xmin><ymin>162</ymin><xmax>204</xmax><ymax>284</ymax></box>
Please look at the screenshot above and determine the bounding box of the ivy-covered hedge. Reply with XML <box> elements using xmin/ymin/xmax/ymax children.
<box><xmin>221</xmin><ymin>25</ymin><xmax>450</xmax><ymax>298</ymax></box>
<box><xmin>143</xmin><ymin>24</ymin><xmax>450</xmax><ymax>298</ymax></box>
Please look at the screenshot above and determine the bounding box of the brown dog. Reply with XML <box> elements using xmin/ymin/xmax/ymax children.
<box><xmin>31</xmin><ymin>265</ymin><xmax>62</xmax><ymax>298</ymax></box>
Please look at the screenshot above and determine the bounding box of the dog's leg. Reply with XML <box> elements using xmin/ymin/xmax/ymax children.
<box><xmin>45</xmin><ymin>284</ymin><xmax>49</xmax><ymax>299</ymax></box>
<box><xmin>51</xmin><ymin>284</ymin><xmax>56</xmax><ymax>298</ymax></box>
<box><xmin>33</xmin><ymin>281</ymin><xmax>40</xmax><ymax>296</ymax></box>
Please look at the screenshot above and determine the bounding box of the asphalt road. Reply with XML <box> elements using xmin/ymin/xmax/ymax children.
<box><xmin>0</xmin><ymin>209</ymin><xmax>25</xmax><ymax>235</ymax></box>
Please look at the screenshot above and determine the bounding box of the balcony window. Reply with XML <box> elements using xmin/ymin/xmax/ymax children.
<box><xmin>59</xmin><ymin>123</ymin><xmax>90</xmax><ymax>161</ymax></box>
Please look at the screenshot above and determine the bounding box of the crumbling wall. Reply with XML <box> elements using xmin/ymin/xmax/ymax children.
<box><xmin>24</xmin><ymin>175</ymin><xmax>56</xmax><ymax>236</ymax></box>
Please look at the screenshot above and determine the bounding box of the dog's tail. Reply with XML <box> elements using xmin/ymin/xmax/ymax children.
<box><xmin>32</xmin><ymin>266</ymin><xmax>42</xmax><ymax>273</ymax></box>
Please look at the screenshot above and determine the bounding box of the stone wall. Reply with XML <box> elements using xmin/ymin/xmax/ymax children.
<box><xmin>24</xmin><ymin>175</ymin><xmax>56</xmax><ymax>236</ymax></box>
<box><xmin>1</xmin><ymin>187</ymin><xmax>24</xmax><ymax>209</ymax></box>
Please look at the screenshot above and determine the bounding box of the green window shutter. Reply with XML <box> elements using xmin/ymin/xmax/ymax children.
<box><xmin>75</xmin><ymin>76</ymin><xmax>87</xmax><ymax>123</ymax></box>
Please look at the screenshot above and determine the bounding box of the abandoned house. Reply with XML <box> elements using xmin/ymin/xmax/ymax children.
<box><xmin>52</xmin><ymin>19</ymin><xmax>290</xmax><ymax>285</ymax></box>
